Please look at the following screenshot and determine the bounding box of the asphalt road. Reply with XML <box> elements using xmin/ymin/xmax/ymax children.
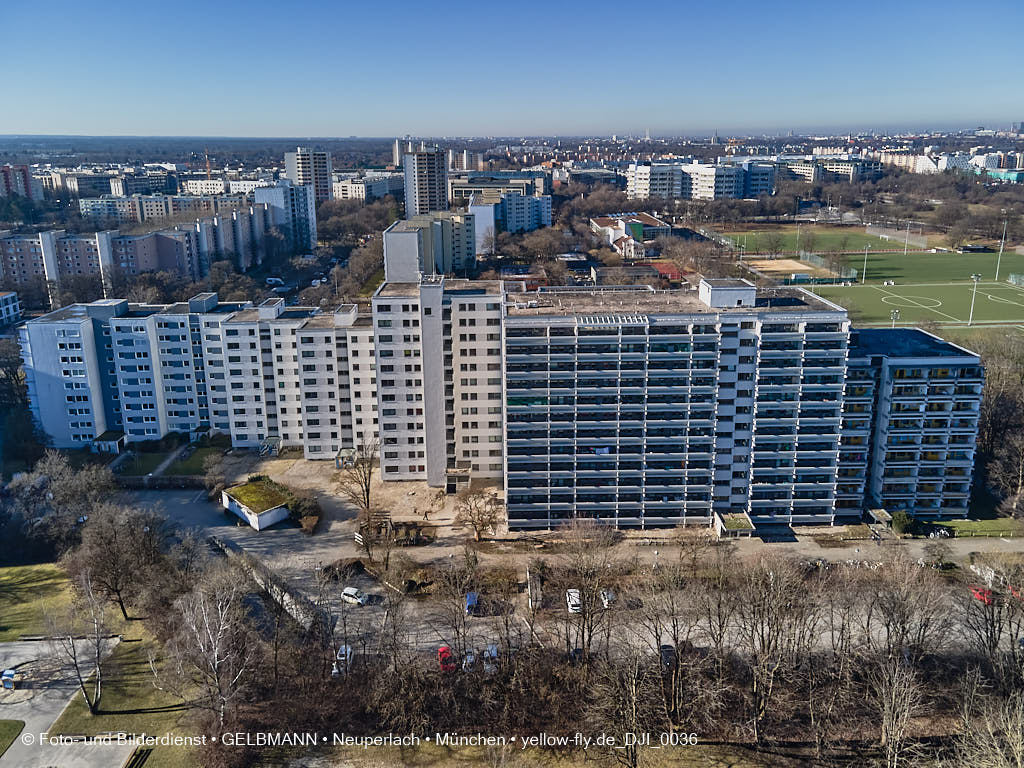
<box><xmin>0</xmin><ymin>639</ymin><xmax>132</xmax><ymax>768</ymax></box>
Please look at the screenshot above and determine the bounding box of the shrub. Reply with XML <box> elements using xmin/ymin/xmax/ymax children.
<box><xmin>891</xmin><ymin>509</ymin><xmax>912</xmax><ymax>534</ymax></box>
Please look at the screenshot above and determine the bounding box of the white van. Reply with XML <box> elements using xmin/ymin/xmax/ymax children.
<box><xmin>566</xmin><ymin>589</ymin><xmax>582</xmax><ymax>614</ymax></box>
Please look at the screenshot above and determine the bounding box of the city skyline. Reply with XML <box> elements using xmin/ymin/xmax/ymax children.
<box><xmin>5</xmin><ymin>0</ymin><xmax>1023</xmax><ymax>137</ymax></box>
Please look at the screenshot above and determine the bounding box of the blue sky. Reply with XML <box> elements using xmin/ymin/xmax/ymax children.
<box><xmin>3</xmin><ymin>0</ymin><xmax>1022</xmax><ymax>137</ymax></box>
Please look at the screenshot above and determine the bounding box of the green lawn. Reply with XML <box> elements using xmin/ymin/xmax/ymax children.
<box><xmin>721</xmin><ymin>225</ymin><xmax>904</xmax><ymax>254</ymax></box>
<box><xmin>0</xmin><ymin>563</ymin><xmax>72</xmax><ymax>641</ymax></box>
<box><xmin>49</xmin><ymin>633</ymin><xmax>195</xmax><ymax>767</ymax></box>
<box><xmin>119</xmin><ymin>451</ymin><xmax>170</xmax><ymax>476</ymax></box>
<box><xmin>359</xmin><ymin>267</ymin><xmax>385</xmax><ymax>296</ymax></box>
<box><xmin>0</xmin><ymin>721</ymin><xmax>25</xmax><ymax>759</ymax></box>
<box><xmin>164</xmin><ymin>447</ymin><xmax>222</xmax><ymax>476</ymax></box>
<box><xmin>809</xmin><ymin>281</ymin><xmax>1024</xmax><ymax>326</ymax></box>
<box><xmin>226</xmin><ymin>479</ymin><xmax>289</xmax><ymax>513</ymax></box>
<box><xmin>937</xmin><ymin>518</ymin><xmax>1024</xmax><ymax>537</ymax></box>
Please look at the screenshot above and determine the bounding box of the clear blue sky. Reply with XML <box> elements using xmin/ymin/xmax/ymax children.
<box><xmin>4</xmin><ymin>0</ymin><xmax>1022</xmax><ymax>137</ymax></box>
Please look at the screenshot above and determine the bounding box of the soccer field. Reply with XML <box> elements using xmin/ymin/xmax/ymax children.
<box><xmin>721</xmin><ymin>225</ymin><xmax>908</xmax><ymax>254</ymax></box>
<box><xmin>850</xmin><ymin>249</ymin><xmax>1024</xmax><ymax>284</ymax></box>
<box><xmin>809</xmin><ymin>281</ymin><xmax>1024</xmax><ymax>326</ymax></box>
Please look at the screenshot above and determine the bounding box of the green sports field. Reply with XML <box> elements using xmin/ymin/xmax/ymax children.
<box><xmin>721</xmin><ymin>225</ymin><xmax>912</xmax><ymax>254</ymax></box>
<box><xmin>803</xmin><ymin>249</ymin><xmax>1024</xmax><ymax>327</ymax></box>
<box><xmin>810</xmin><ymin>281</ymin><xmax>1024</xmax><ymax>327</ymax></box>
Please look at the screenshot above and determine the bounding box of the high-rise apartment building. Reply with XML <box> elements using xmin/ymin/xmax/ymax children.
<box><xmin>625</xmin><ymin>161</ymin><xmax>773</xmax><ymax>200</ymax></box>
<box><xmin>254</xmin><ymin>181</ymin><xmax>317</xmax><ymax>251</ymax></box>
<box><xmin>0</xmin><ymin>165</ymin><xmax>44</xmax><ymax>200</ymax></box>
<box><xmin>382</xmin><ymin>212</ymin><xmax>476</xmax><ymax>281</ymax></box>
<box><xmin>468</xmin><ymin>191</ymin><xmax>552</xmax><ymax>253</ymax></box>
<box><xmin>403</xmin><ymin>148</ymin><xmax>448</xmax><ymax>216</ymax></box>
<box><xmin>838</xmin><ymin>329</ymin><xmax>982</xmax><ymax>517</ymax></box>
<box><xmin>447</xmin><ymin>149</ymin><xmax>485</xmax><ymax>172</ymax></box>
<box><xmin>284</xmin><ymin>147</ymin><xmax>333</xmax><ymax>206</ymax></box>
<box><xmin>20</xmin><ymin>279</ymin><xmax>983</xmax><ymax>530</ymax></box>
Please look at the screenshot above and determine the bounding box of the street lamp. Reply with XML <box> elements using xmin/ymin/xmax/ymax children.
<box><xmin>861</xmin><ymin>245</ymin><xmax>871</xmax><ymax>284</ymax></box>
<box><xmin>890</xmin><ymin>309</ymin><xmax>900</xmax><ymax>328</ymax></box>
<box><xmin>996</xmin><ymin>216</ymin><xmax>1007</xmax><ymax>282</ymax></box>
<box><xmin>968</xmin><ymin>273</ymin><xmax>983</xmax><ymax>326</ymax></box>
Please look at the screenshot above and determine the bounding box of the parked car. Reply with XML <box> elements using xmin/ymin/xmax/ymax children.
<box><xmin>437</xmin><ymin>645</ymin><xmax>456</xmax><ymax>672</ymax></box>
<box><xmin>465</xmin><ymin>591</ymin><xmax>480</xmax><ymax>616</ymax></box>
<box><xmin>600</xmin><ymin>589</ymin><xmax>615</xmax><ymax>609</ymax></box>
<box><xmin>341</xmin><ymin>586</ymin><xmax>368</xmax><ymax>606</ymax></box>
<box><xmin>482</xmin><ymin>644</ymin><xmax>498</xmax><ymax>674</ymax></box>
<box><xmin>265</xmin><ymin>277</ymin><xmax>284</xmax><ymax>286</ymax></box>
<box><xmin>462</xmin><ymin>650</ymin><xmax>476</xmax><ymax>671</ymax></box>
<box><xmin>335</xmin><ymin>644</ymin><xmax>353</xmax><ymax>673</ymax></box>
<box><xmin>659</xmin><ymin>644</ymin><xmax>677</xmax><ymax>670</ymax></box>
<box><xmin>566</xmin><ymin>589</ymin><xmax>582</xmax><ymax>614</ymax></box>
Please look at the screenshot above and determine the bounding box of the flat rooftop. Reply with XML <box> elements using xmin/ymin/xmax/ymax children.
<box><xmin>850</xmin><ymin>328</ymin><xmax>979</xmax><ymax>359</ymax></box>
<box><xmin>505</xmin><ymin>286</ymin><xmax>844</xmax><ymax>318</ymax></box>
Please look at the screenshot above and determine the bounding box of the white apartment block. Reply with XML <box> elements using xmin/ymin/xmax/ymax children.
<box><xmin>285</xmin><ymin>147</ymin><xmax>333</xmax><ymax>205</ymax></box>
<box><xmin>182</xmin><ymin>178</ymin><xmax>229</xmax><ymax>195</ymax></box>
<box><xmin>332</xmin><ymin>174</ymin><xmax>403</xmax><ymax>202</ymax></box>
<box><xmin>0</xmin><ymin>291</ymin><xmax>21</xmax><ymax>326</ymax></box>
<box><xmin>468</xmin><ymin>191</ymin><xmax>552</xmax><ymax>252</ymax></box>
<box><xmin>626</xmin><ymin>162</ymin><xmax>758</xmax><ymax>200</ymax></box>
<box><xmin>383</xmin><ymin>212</ymin><xmax>476</xmax><ymax>282</ymax></box>
<box><xmin>373</xmin><ymin>279</ymin><xmax>504</xmax><ymax>487</ymax></box>
<box><xmin>21</xmin><ymin>279</ymin><xmax>984</xmax><ymax>529</ymax></box>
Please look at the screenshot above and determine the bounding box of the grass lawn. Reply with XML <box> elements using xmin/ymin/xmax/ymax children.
<box><xmin>226</xmin><ymin>479</ymin><xmax>289</xmax><ymax>513</ymax></box>
<box><xmin>49</xmin><ymin>631</ymin><xmax>195</xmax><ymax>768</ymax></box>
<box><xmin>720</xmin><ymin>224</ymin><xmax>904</xmax><ymax>254</ymax></box>
<box><xmin>937</xmin><ymin>518</ymin><xmax>1024</xmax><ymax>537</ymax></box>
<box><xmin>119</xmin><ymin>451</ymin><xmax>170</xmax><ymax>476</ymax></box>
<box><xmin>359</xmin><ymin>267</ymin><xmax>385</xmax><ymax>297</ymax></box>
<box><xmin>809</xmin><ymin>280</ymin><xmax>1024</xmax><ymax>326</ymax></box>
<box><xmin>0</xmin><ymin>563</ymin><xmax>72</xmax><ymax>641</ymax></box>
<box><xmin>0</xmin><ymin>720</ymin><xmax>24</xmax><ymax>759</ymax></box>
<box><xmin>164</xmin><ymin>447</ymin><xmax>222</xmax><ymax>476</ymax></box>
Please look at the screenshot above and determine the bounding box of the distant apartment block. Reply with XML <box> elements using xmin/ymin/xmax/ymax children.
<box><xmin>332</xmin><ymin>173</ymin><xmax>404</xmax><ymax>202</ymax></box>
<box><xmin>403</xmin><ymin>148</ymin><xmax>449</xmax><ymax>215</ymax></box>
<box><xmin>285</xmin><ymin>147</ymin><xmax>333</xmax><ymax>205</ymax></box>
<box><xmin>79</xmin><ymin>193</ymin><xmax>253</xmax><ymax>226</ymax></box>
<box><xmin>625</xmin><ymin>161</ymin><xmax>772</xmax><ymax>200</ymax></box>
<box><xmin>182</xmin><ymin>178</ymin><xmax>230</xmax><ymax>195</ymax></box>
<box><xmin>469</xmin><ymin>191</ymin><xmax>552</xmax><ymax>253</ymax></box>
<box><xmin>0</xmin><ymin>165</ymin><xmax>44</xmax><ymax>200</ymax></box>
<box><xmin>1</xmin><ymin>211</ymin><xmax>270</xmax><ymax>296</ymax></box>
<box><xmin>780</xmin><ymin>157</ymin><xmax>882</xmax><ymax>183</ymax></box>
<box><xmin>0</xmin><ymin>291</ymin><xmax>21</xmax><ymax>326</ymax></box>
<box><xmin>383</xmin><ymin>212</ymin><xmax>476</xmax><ymax>281</ymax></box>
<box><xmin>254</xmin><ymin>181</ymin><xmax>317</xmax><ymax>252</ymax></box>
<box><xmin>109</xmin><ymin>171</ymin><xmax>177</xmax><ymax>197</ymax></box>
<box><xmin>450</xmin><ymin>170</ymin><xmax>550</xmax><ymax>202</ymax></box>
<box><xmin>448</xmin><ymin>149</ymin><xmax>485</xmax><ymax>172</ymax></box>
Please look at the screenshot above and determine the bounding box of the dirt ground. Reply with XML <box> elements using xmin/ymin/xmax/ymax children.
<box><xmin>747</xmin><ymin>258</ymin><xmax>834</xmax><ymax>278</ymax></box>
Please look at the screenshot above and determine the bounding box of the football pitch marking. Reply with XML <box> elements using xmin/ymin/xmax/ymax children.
<box><xmin>871</xmin><ymin>285</ymin><xmax>962</xmax><ymax>322</ymax></box>
<box><xmin>880</xmin><ymin>295</ymin><xmax>943</xmax><ymax>308</ymax></box>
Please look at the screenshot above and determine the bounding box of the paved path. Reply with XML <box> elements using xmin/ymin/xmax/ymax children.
<box><xmin>0</xmin><ymin>639</ymin><xmax>133</xmax><ymax>768</ymax></box>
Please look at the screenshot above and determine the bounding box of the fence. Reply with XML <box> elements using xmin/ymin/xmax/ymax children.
<box><xmin>865</xmin><ymin>224</ymin><xmax>928</xmax><ymax>249</ymax></box>
<box><xmin>799</xmin><ymin>252</ymin><xmax>858</xmax><ymax>279</ymax></box>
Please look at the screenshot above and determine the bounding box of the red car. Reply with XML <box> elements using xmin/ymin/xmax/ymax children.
<box><xmin>437</xmin><ymin>645</ymin><xmax>455</xmax><ymax>672</ymax></box>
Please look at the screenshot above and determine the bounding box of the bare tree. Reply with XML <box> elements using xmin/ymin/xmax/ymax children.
<box><xmin>949</xmin><ymin>689</ymin><xmax>1024</xmax><ymax>768</ymax></box>
<box><xmin>866</xmin><ymin>655</ymin><xmax>924</xmax><ymax>768</ymax></box>
<box><xmin>453</xmin><ymin>488</ymin><xmax>501</xmax><ymax>541</ymax></box>
<box><xmin>47</xmin><ymin>570</ymin><xmax>109</xmax><ymax>714</ymax></box>
<box><xmin>989</xmin><ymin>431</ymin><xmax>1024</xmax><ymax>517</ymax></box>
<box><xmin>734</xmin><ymin>554</ymin><xmax>820</xmax><ymax>743</ymax></box>
<box><xmin>153</xmin><ymin>566</ymin><xmax>258</xmax><ymax>727</ymax></box>
<box><xmin>589</xmin><ymin>649</ymin><xmax>662</xmax><ymax>768</ymax></box>
<box><xmin>335</xmin><ymin>439</ymin><xmax>378</xmax><ymax>516</ymax></box>
<box><xmin>64</xmin><ymin>503</ymin><xmax>167</xmax><ymax>621</ymax></box>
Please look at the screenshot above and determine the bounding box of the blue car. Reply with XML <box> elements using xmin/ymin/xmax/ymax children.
<box><xmin>465</xmin><ymin>592</ymin><xmax>480</xmax><ymax>616</ymax></box>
